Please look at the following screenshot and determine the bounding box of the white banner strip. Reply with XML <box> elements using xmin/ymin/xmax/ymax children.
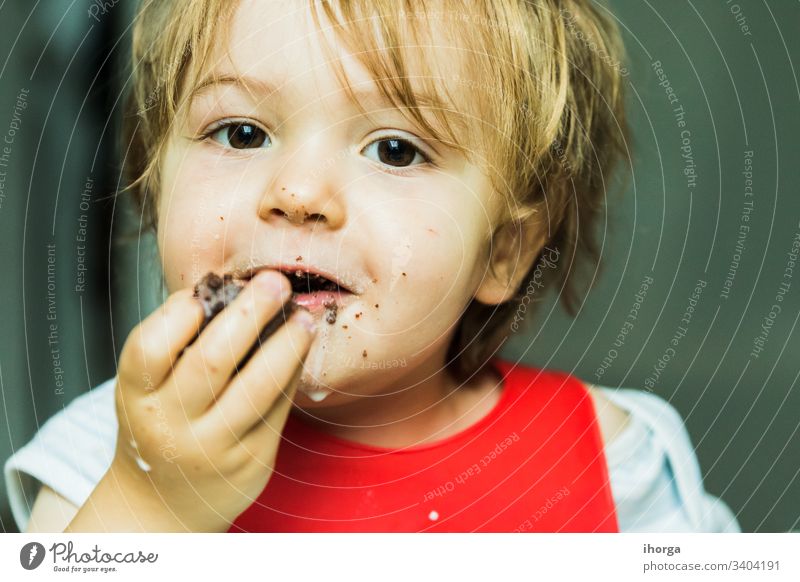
<box><xmin>2</xmin><ymin>533</ymin><xmax>798</xmax><ymax>580</ymax></box>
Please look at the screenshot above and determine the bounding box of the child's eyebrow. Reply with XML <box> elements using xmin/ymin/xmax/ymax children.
<box><xmin>189</xmin><ymin>73</ymin><xmax>450</xmax><ymax>114</ymax></box>
<box><xmin>190</xmin><ymin>74</ymin><xmax>278</xmax><ymax>102</ymax></box>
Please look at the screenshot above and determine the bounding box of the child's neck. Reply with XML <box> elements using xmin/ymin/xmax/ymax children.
<box><xmin>292</xmin><ymin>353</ymin><xmax>503</xmax><ymax>449</ymax></box>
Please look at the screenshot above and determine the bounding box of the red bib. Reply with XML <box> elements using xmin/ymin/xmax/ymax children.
<box><xmin>229</xmin><ymin>358</ymin><xmax>618</xmax><ymax>532</ymax></box>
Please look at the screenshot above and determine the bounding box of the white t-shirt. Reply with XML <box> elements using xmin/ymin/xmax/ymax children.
<box><xmin>3</xmin><ymin>377</ymin><xmax>741</xmax><ymax>532</ymax></box>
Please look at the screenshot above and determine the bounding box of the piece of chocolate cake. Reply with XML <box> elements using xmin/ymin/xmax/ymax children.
<box><xmin>193</xmin><ymin>272</ymin><xmax>243</xmax><ymax>327</ymax></box>
<box><xmin>191</xmin><ymin>271</ymin><xmax>297</xmax><ymax>367</ymax></box>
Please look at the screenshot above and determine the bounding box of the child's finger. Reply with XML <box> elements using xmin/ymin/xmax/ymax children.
<box><xmin>117</xmin><ymin>289</ymin><xmax>204</xmax><ymax>391</ymax></box>
<box><xmin>236</xmin><ymin>363</ymin><xmax>301</xmax><ymax>463</ymax></box>
<box><xmin>196</xmin><ymin>308</ymin><xmax>315</xmax><ymax>439</ymax></box>
<box><xmin>167</xmin><ymin>270</ymin><xmax>293</xmax><ymax>417</ymax></box>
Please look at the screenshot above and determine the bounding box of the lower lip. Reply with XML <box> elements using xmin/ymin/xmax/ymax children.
<box><xmin>290</xmin><ymin>290</ymin><xmax>352</xmax><ymax>313</ymax></box>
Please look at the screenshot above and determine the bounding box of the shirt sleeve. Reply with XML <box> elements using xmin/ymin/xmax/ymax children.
<box><xmin>596</xmin><ymin>386</ymin><xmax>741</xmax><ymax>533</ymax></box>
<box><xmin>3</xmin><ymin>377</ymin><xmax>118</xmax><ymax>532</ymax></box>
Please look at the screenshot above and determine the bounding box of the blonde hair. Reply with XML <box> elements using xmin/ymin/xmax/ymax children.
<box><xmin>123</xmin><ymin>0</ymin><xmax>629</xmax><ymax>384</ymax></box>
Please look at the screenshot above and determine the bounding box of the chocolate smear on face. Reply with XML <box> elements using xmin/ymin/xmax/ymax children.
<box><xmin>323</xmin><ymin>299</ymin><xmax>338</xmax><ymax>324</ymax></box>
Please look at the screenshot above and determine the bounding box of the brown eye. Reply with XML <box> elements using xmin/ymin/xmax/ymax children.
<box><xmin>209</xmin><ymin>123</ymin><xmax>269</xmax><ymax>149</ymax></box>
<box><xmin>363</xmin><ymin>137</ymin><xmax>428</xmax><ymax>169</ymax></box>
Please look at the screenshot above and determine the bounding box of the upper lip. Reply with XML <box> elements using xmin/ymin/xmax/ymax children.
<box><xmin>233</xmin><ymin>262</ymin><xmax>362</xmax><ymax>295</ymax></box>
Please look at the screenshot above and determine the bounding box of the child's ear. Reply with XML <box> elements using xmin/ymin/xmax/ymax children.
<box><xmin>474</xmin><ymin>215</ymin><xmax>547</xmax><ymax>306</ymax></box>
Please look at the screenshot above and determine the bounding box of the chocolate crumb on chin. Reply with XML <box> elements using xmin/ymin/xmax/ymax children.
<box><xmin>190</xmin><ymin>271</ymin><xmax>298</xmax><ymax>367</ymax></box>
<box><xmin>323</xmin><ymin>299</ymin><xmax>338</xmax><ymax>324</ymax></box>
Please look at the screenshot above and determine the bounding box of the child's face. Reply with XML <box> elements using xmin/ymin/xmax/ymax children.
<box><xmin>156</xmin><ymin>0</ymin><xmax>507</xmax><ymax>404</ymax></box>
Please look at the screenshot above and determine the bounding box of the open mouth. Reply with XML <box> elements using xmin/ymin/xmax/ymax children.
<box><xmin>237</xmin><ymin>265</ymin><xmax>352</xmax><ymax>294</ymax></box>
<box><xmin>235</xmin><ymin>264</ymin><xmax>355</xmax><ymax>323</ymax></box>
<box><xmin>284</xmin><ymin>269</ymin><xmax>344</xmax><ymax>295</ymax></box>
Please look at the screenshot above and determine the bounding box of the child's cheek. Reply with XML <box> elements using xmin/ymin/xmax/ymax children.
<box><xmin>368</xmin><ymin>205</ymin><xmax>483</xmax><ymax>332</ymax></box>
<box><xmin>157</xmin><ymin>147</ymin><xmax>240</xmax><ymax>292</ymax></box>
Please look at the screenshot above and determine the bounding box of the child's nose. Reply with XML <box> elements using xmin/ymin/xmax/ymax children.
<box><xmin>256</xmin><ymin>146</ymin><xmax>346</xmax><ymax>229</ymax></box>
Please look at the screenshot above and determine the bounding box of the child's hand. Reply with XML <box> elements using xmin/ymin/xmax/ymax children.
<box><xmin>111</xmin><ymin>270</ymin><xmax>315</xmax><ymax>531</ymax></box>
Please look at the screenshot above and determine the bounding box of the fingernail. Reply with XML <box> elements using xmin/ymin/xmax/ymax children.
<box><xmin>254</xmin><ymin>271</ymin><xmax>290</xmax><ymax>299</ymax></box>
<box><xmin>294</xmin><ymin>308</ymin><xmax>317</xmax><ymax>333</ymax></box>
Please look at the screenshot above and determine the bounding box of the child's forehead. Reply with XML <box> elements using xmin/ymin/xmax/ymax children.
<box><xmin>222</xmin><ymin>0</ymin><xmax>472</xmax><ymax>75</ymax></box>
<box><xmin>196</xmin><ymin>0</ymin><xmax>485</xmax><ymax>147</ymax></box>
